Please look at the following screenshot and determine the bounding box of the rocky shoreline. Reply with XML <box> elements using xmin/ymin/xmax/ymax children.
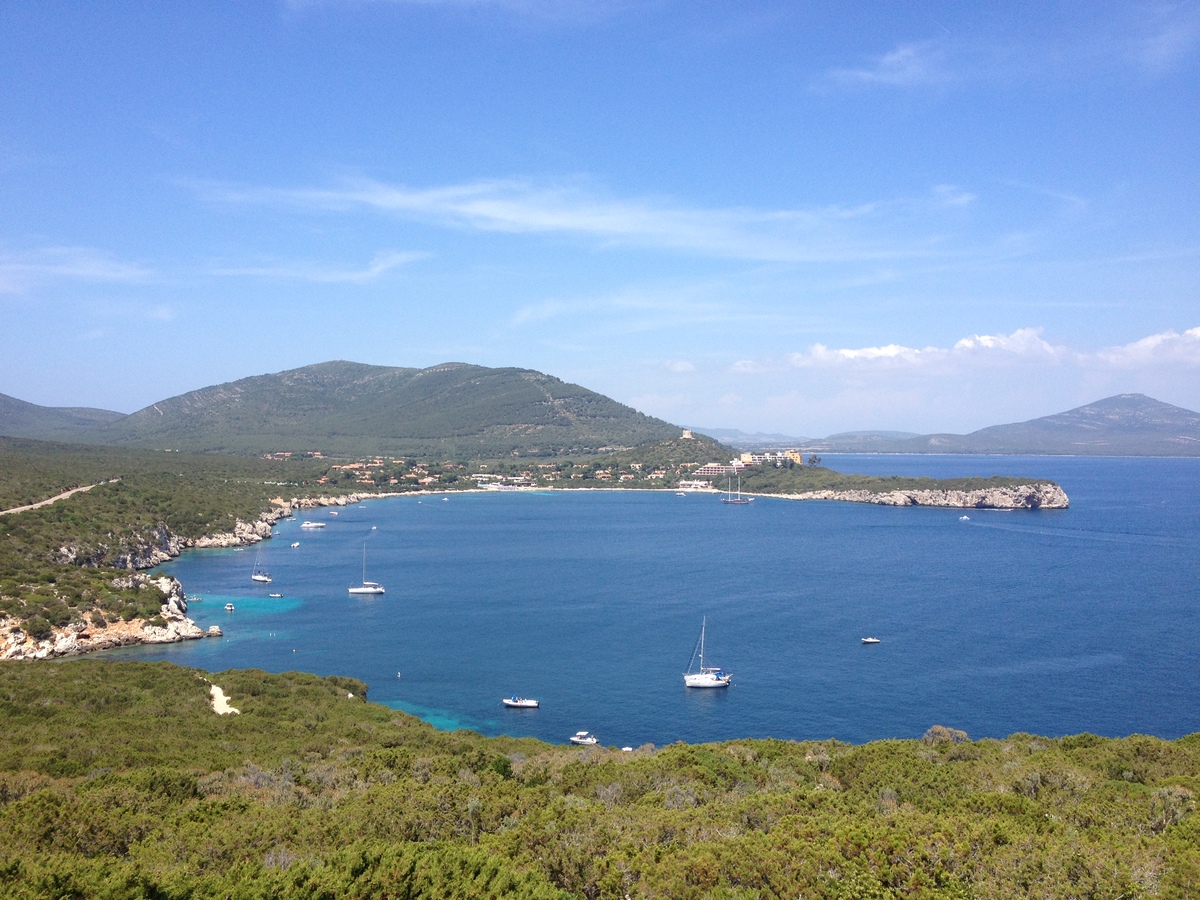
<box><xmin>2</xmin><ymin>492</ymin><xmax>391</xmax><ymax>661</ymax></box>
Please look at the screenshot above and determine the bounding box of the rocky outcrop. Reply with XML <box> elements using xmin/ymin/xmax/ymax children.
<box><xmin>778</xmin><ymin>482</ymin><xmax>1069</xmax><ymax>509</ymax></box>
<box><xmin>5</xmin><ymin>492</ymin><xmax>396</xmax><ymax>661</ymax></box>
<box><xmin>0</xmin><ymin>574</ymin><xmax>211</xmax><ymax>661</ymax></box>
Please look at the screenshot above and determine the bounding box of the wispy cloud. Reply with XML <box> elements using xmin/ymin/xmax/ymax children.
<box><xmin>820</xmin><ymin>4</ymin><xmax>1200</xmax><ymax>91</ymax></box>
<box><xmin>823</xmin><ymin>41</ymin><xmax>952</xmax><ymax>88</ymax></box>
<box><xmin>213</xmin><ymin>250</ymin><xmax>426</xmax><ymax>283</ymax></box>
<box><xmin>203</xmin><ymin>176</ymin><xmax>975</xmax><ymax>265</ymax></box>
<box><xmin>1126</xmin><ymin>1</ymin><xmax>1200</xmax><ymax>72</ymax></box>
<box><xmin>0</xmin><ymin>246</ymin><xmax>154</xmax><ymax>294</ymax></box>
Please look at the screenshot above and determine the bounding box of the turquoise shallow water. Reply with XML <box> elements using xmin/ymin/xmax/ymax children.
<box><xmin>114</xmin><ymin>455</ymin><xmax>1200</xmax><ymax>747</ymax></box>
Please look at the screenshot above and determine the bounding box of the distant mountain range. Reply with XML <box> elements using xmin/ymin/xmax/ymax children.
<box><xmin>808</xmin><ymin>394</ymin><xmax>1200</xmax><ymax>456</ymax></box>
<box><xmin>2</xmin><ymin>365</ymin><xmax>1198</xmax><ymax>457</ymax></box>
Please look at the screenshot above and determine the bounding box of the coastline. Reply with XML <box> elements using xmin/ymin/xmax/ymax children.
<box><xmin>1</xmin><ymin>480</ymin><xmax>1067</xmax><ymax>661</ymax></box>
<box><xmin>0</xmin><ymin>490</ymin><xmax>397</xmax><ymax>661</ymax></box>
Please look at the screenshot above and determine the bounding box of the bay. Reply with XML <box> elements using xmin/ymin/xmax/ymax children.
<box><xmin>115</xmin><ymin>455</ymin><xmax>1200</xmax><ymax>747</ymax></box>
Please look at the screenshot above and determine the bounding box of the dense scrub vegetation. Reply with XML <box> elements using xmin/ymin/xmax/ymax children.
<box><xmin>0</xmin><ymin>661</ymin><xmax>1197</xmax><ymax>898</ymax></box>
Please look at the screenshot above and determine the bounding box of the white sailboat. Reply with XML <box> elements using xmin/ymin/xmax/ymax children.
<box><xmin>250</xmin><ymin>551</ymin><xmax>272</xmax><ymax>584</ymax></box>
<box><xmin>720</xmin><ymin>474</ymin><xmax>753</xmax><ymax>504</ymax></box>
<box><xmin>348</xmin><ymin>543</ymin><xmax>385</xmax><ymax>595</ymax></box>
<box><xmin>684</xmin><ymin>616</ymin><xmax>732</xmax><ymax>688</ymax></box>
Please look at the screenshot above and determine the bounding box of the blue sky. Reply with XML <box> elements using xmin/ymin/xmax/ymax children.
<box><xmin>2</xmin><ymin>1</ymin><xmax>1198</xmax><ymax>437</ymax></box>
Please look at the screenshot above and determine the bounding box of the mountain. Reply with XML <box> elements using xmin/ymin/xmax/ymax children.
<box><xmin>689</xmin><ymin>426</ymin><xmax>811</xmax><ymax>450</ymax></box>
<box><xmin>92</xmin><ymin>360</ymin><xmax>684</xmax><ymax>457</ymax></box>
<box><xmin>883</xmin><ymin>394</ymin><xmax>1200</xmax><ymax>456</ymax></box>
<box><xmin>0</xmin><ymin>392</ymin><xmax>125</xmax><ymax>441</ymax></box>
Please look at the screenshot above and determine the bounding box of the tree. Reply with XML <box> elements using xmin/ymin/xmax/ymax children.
<box><xmin>807</xmin><ymin>455</ymin><xmax>821</xmax><ymax>466</ymax></box>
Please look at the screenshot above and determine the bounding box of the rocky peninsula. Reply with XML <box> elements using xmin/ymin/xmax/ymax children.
<box><xmin>775</xmin><ymin>482</ymin><xmax>1070</xmax><ymax>509</ymax></box>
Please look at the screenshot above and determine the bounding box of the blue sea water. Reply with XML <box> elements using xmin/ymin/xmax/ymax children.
<box><xmin>116</xmin><ymin>455</ymin><xmax>1200</xmax><ymax>747</ymax></box>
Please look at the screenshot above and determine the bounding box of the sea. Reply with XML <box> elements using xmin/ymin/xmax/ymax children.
<box><xmin>109</xmin><ymin>455</ymin><xmax>1200</xmax><ymax>748</ymax></box>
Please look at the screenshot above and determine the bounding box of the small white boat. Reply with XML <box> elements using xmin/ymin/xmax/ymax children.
<box><xmin>291</xmin><ymin>542</ymin><xmax>300</xmax><ymax>548</ymax></box>
<box><xmin>502</xmin><ymin>696</ymin><xmax>540</xmax><ymax>709</ymax></box>
<box><xmin>268</xmin><ymin>592</ymin><xmax>282</xmax><ymax>599</ymax></box>
<box><xmin>861</xmin><ymin>637</ymin><xmax>881</xmax><ymax>645</ymax></box>
<box><xmin>959</xmin><ymin>515</ymin><xmax>970</xmax><ymax>522</ymax></box>
<box><xmin>300</xmin><ymin>521</ymin><xmax>325</xmax><ymax>529</ymax></box>
<box><xmin>569</xmin><ymin>731</ymin><xmax>598</xmax><ymax>745</ymax></box>
<box><xmin>224</xmin><ymin>603</ymin><xmax>235</xmax><ymax>611</ymax></box>
<box><xmin>329</xmin><ymin>511</ymin><xmax>338</xmax><ymax>516</ymax></box>
<box><xmin>684</xmin><ymin>617</ymin><xmax>732</xmax><ymax>688</ymax></box>
<box><xmin>251</xmin><ymin>551</ymin><xmax>272</xmax><ymax>584</ymax></box>
<box><xmin>348</xmin><ymin>543</ymin><xmax>385</xmax><ymax>595</ymax></box>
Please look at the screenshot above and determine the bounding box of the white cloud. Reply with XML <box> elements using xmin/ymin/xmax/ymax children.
<box><xmin>213</xmin><ymin>250</ymin><xmax>426</xmax><ymax>284</ymax></box>
<box><xmin>783</xmin><ymin>328</ymin><xmax>1058</xmax><ymax>370</ymax></box>
<box><xmin>773</xmin><ymin>326</ymin><xmax>1200</xmax><ymax>374</ymax></box>
<box><xmin>1094</xmin><ymin>326</ymin><xmax>1200</xmax><ymax>367</ymax></box>
<box><xmin>0</xmin><ymin>246</ymin><xmax>153</xmax><ymax>294</ymax></box>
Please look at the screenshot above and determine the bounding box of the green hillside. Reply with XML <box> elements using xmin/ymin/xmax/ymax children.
<box><xmin>1</xmin><ymin>660</ymin><xmax>1198</xmax><ymax>898</ymax></box>
<box><xmin>0</xmin><ymin>392</ymin><xmax>124</xmax><ymax>442</ymax></box>
<box><xmin>95</xmin><ymin>361</ymin><xmax>684</xmax><ymax>457</ymax></box>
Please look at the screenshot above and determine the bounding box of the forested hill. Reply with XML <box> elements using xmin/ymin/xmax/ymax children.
<box><xmin>0</xmin><ymin>392</ymin><xmax>124</xmax><ymax>441</ymax></box>
<box><xmin>86</xmin><ymin>361</ymin><xmax>683</xmax><ymax>457</ymax></box>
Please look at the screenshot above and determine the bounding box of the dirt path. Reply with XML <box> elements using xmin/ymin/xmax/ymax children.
<box><xmin>0</xmin><ymin>480</ymin><xmax>112</xmax><ymax>516</ymax></box>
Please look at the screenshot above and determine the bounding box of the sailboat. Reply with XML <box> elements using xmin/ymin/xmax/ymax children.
<box><xmin>348</xmin><ymin>543</ymin><xmax>385</xmax><ymax>595</ymax></box>
<box><xmin>250</xmin><ymin>551</ymin><xmax>272</xmax><ymax>584</ymax></box>
<box><xmin>720</xmin><ymin>474</ymin><xmax>753</xmax><ymax>504</ymax></box>
<box><xmin>683</xmin><ymin>617</ymin><xmax>732</xmax><ymax>688</ymax></box>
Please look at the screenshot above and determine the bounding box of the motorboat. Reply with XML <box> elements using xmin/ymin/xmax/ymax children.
<box><xmin>502</xmin><ymin>696</ymin><xmax>540</xmax><ymax>709</ymax></box>
<box><xmin>300</xmin><ymin>521</ymin><xmax>325</xmax><ymax>529</ymax></box>
<box><xmin>224</xmin><ymin>603</ymin><xmax>235</xmax><ymax>611</ymax></box>
<box><xmin>348</xmin><ymin>542</ymin><xmax>385</xmax><ymax>595</ymax></box>
<box><xmin>569</xmin><ymin>731</ymin><xmax>598</xmax><ymax>746</ymax></box>
<box><xmin>861</xmin><ymin>637</ymin><xmax>881</xmax><ymax>645</ymax></box>
<box><xmin>684</xmin><ymin>616</ymin><xmax>732</xmax><ymax>688</ymax></box>
<box><xmin>268</xmin><ymin>593</ymin><xmax>282</xmax><ymax>599</ymax></box>
<box><xmin>291</xmin><ymin>542</ymin><xmax>300</xmax><ymax>548</ymax></box>
<box><xmin>959</xmin><ymin>515</ymin><xmax>970</xmax><ymax>522</ymax></box>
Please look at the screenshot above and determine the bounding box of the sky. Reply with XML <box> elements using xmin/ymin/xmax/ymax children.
<box><xmin>1</xmin><ymin>1</ymin><xmax>1198</xmax><ymax>437</ymax></box>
